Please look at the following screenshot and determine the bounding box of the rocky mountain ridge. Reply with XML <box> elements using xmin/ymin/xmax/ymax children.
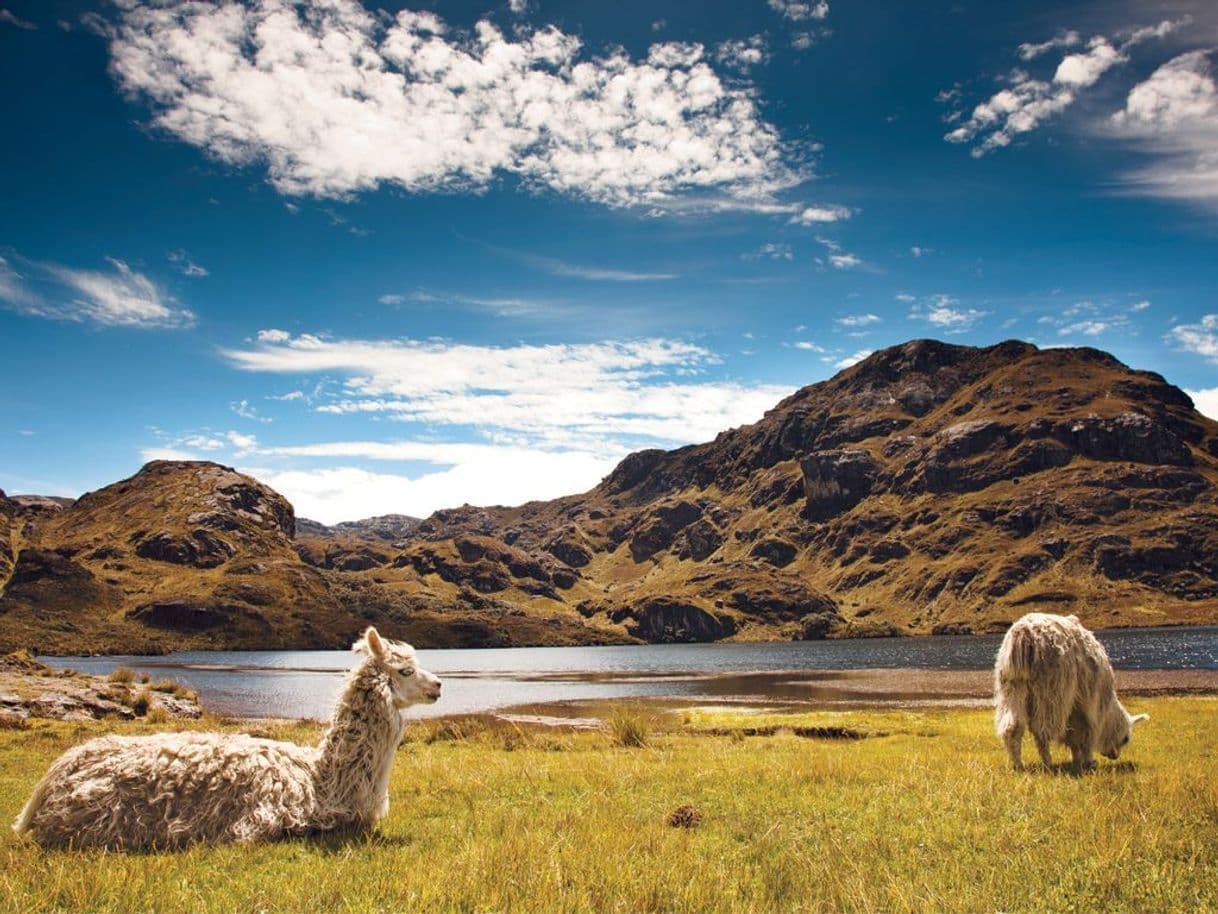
<box><xmin>4</xmin><ymin>339</ymin><xmax>1218</xmax><ymax>653</ymax></box>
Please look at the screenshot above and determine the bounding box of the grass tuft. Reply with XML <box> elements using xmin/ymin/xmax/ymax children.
<box><xmin>607</xmin><ymin>705</ymin><xmax>652</xmax><ymax>748</ymax></box>
<box><xmin>106</xmin><ymin>668</ymin><xmax>136</xmax><ymax>685</ymax></box>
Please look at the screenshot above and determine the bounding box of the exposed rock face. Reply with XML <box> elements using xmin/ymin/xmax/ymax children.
<box><xmin>620</xmin><ymin>598</ymin><xmax>738</xmax><ymax>643</ymax></box>
<box><xmin>6</xmin><ymin>339</ymin><xmax>1218</xmax><ymax>652</ymax></box>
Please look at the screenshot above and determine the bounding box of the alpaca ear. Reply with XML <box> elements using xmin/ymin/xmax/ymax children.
<box><xmin>1131</xmin><ymin>713</ymin><xmax>1149</xmax><ymax>726</ymax></box>
<box><xmin>362</xmin><ymin>627</ymin><xmax>387</xmax><ymax>660</ymax></box>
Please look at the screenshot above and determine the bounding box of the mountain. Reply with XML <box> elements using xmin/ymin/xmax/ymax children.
<box><xmin>4</xmin><ymin>339</ymin><xmax>1218</xmax><ymax>653</ymax></box>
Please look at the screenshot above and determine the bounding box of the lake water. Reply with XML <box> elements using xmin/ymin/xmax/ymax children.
<box><xmin>42</xmin><ymin>626</ymin><xmax>1218</xmax><ymax>720</ymax></box>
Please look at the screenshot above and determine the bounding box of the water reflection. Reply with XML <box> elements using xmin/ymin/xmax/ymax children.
<box><xmin>42</xmin><ymin>625</ymin><xmax>1218</xmax><ymax>720</ymax></box>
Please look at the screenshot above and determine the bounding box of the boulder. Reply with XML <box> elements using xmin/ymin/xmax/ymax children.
<box><xmin>623</xmin><ymin>598</ymin><xmax>737</xmax><ymax>643</ymax></box>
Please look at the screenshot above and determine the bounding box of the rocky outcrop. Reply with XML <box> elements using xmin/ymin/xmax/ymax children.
<box><xmin>801</xmin><ymin>450</ymin><xmax>881</xmax><ymax>520</ymax></box>
<box><xmin>619</xmin><ymin>598</ymin><xmax>738</xmax><ymax>643</ymax></box>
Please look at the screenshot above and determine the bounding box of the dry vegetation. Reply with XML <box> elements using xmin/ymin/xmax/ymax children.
<box><xmin>1</xmin><ymin>697</ymin><xmax>1216</xmax><ymax>913</ymax></box>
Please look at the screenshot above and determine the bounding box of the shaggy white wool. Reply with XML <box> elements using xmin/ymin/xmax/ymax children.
<box><xmin>13</xmin><ymin>628</ymin><xmax>440</xmax><ymax>849</ymax></box>
<box><xmin>994</xmin><ymin>612</ymin><xmax>1147</xmax><ymax>771</ymax></box>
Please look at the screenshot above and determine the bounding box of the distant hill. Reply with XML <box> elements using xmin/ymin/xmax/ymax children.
<box><xmin>5</xmin><ymin>338</ymin><xmax>1218</xmax><ymax>653</ymax></box>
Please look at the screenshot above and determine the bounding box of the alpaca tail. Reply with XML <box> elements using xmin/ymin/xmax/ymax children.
<box><xmin>12</xmin><ymin>771</ymin><xmax>52</xmax><ymax>837</ymax></box>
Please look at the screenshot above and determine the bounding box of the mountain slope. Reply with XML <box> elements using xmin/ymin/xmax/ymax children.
<box><xmin>4</xmin><ymin>339</ymin><xmax>1218</xmax><ymax>653</ymax></box>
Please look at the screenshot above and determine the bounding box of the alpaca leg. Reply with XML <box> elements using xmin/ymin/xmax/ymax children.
<box><xmin>1033</xmin><ymin>732</ymin><xmax>1054</xmax><ymax>769</ymax></box>
<box><xmin>1000</xmin><ymin>717</ymin><xmax>1025</xmax><ymax>771</ymax></box>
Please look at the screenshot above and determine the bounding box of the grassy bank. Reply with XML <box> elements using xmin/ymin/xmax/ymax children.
<box><xmin>1</xmin><ymin>698</ymin><xmax>1216</xmax><ymax>913</ymax></box>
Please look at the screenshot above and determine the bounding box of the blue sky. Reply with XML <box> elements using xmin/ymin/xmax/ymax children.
<box><xmin>2</xmin><ymin>0</ymin><xmax>1218</xmax><ymax>522</ymax></box>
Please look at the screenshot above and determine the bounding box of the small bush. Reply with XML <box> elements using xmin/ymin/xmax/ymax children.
<box><xmin>129</xmin><ymin>691</ymin><xmax>150</xmax><ymax>717</ymax></box>
<box><xmin>107</xmin><ymin>668</ymin><xmax>137</xmax><ymax>684</ymax></box>
<box><xmin>608</xmin><ymin>706</ymin><xmax>651</xmax><ymax>748</ymax></box>
<box><xmin>145</xmin><ymin>707</ymin><xmax>170</xmax><ymax>725</ymax></box>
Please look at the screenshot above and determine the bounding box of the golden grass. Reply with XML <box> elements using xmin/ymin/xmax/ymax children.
<box><xmin>0</xmin><ymin>698</ymin><xmax>1216</xmax><ymax>913</ymax></box>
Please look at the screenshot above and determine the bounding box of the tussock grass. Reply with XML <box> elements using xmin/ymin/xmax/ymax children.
<box><xmin>1</xmin><ymin>698</ymin><xmax>1216</xmax><ymax>913</ymax></box>
<box><xmin>147</xmin><ymin>679</ymin><xmax>196</xmax><ymax>701</ymax></box>
<box><xmin>105</xmin><ymin>669</ymin><xmax>136</xmax><ymax>685</ymax></box>
<box><xmin>606</xmin><ymin>704</ymin><xmax>653</xmax><ymax>748</ymax></box>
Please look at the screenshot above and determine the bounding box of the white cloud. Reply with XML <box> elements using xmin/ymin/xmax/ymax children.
<box><xmin>767</xmin><ymin>0</ymin><xmax>829</xmax><ymax>23</ymax></box>
<box><xmin>793</xmin><ymin>340</ymin><xmax>825</xmax><ymax>352</ymax></box>
<box><xmin>1169</xmin><ymin>313</ymin><xmax>1218</xmax><ymax>361</ymax></box>
<box><xmin>257</xmin><ymin>329</ymin><xmax>292</xmax><ymax>343</ymax></box>
<box><xmin>789</xmin><ymin>204</ymin><xmax>853</xmax><ymax>225</ymax></box>
<box><xmin>835</xmin><ymin>313</ymin><xmax>880</xmax><ymax>327</ymax></box>
<box><xmin>508</xmin><ymin>0</ymin><xmax>529</xmax><ymax>14</ymax></box>
<box><xmin>833</xmin><ymin>349</ymin><xmax>872</xmax><ymax>369</ymax></box>
<box><xmin>223</xmin><ymin>332</ymin><xmax>793</xmax><ymax>452</ymax></box>
<box><xmin>243</xmin><ymin>451</ymin><xmax>619</xmax><ymax>524</ymax></box>
<box><xmin>1108</xmin><ymin>50</ymin><xmax>1218</xmax><ymax>208</ymax></box>
<box><xmin>168</xmin><ymin>249</ymin><xmax>208</xmax><ymax>278</ymax></box>
<box><xmin>1130</xmin><ymin>299</ymin><xmax>1151</xmax><ymax>312</ymax></box>
<box><xmin>1058</xmin><ymin>319</ymin><xmax>1111</xmax><ymax>336</ymax></box>
<box><xmin>538</xmin><ymin>258</ymin><xmax>678</xmax><ymax>282</ymax></box>
<box><xmin>0</xmin><ymin>253</ymin><xmax>194</xmax><ymax>329</ymax></box>
<box><xmin>715</xmin><ymin>35</ymin><xmax>768</xmax><ymax>71</ymax></box>
<box><xmin>828</xmin><ymin>253</ymin><xmax>861</xmax><ymax>269</ymax></box>
<box><xmin>378</xmin><ymin>293</ymin><xmax>406</xmax><ymax>305</ymax></box>
<box><xmin>744</xmin><ymin>242</ymin><xmax>794</xmax><ymax>261</ymax></box>
<box><xmin>0</xmin><ymin>9</ymin><xmax>35</xmax><ymax>29</ymax></box>
<box><xmin>231</xmin><ymin>399</ymin><xmax>272</xmax><ymax>423</ymax></box>
<box><xmin>108</xmin><ymin>2</ymin><xmax>803</xmax><ymax>211</ymax></box>
<box><xmin>1185</xmin><ymin>387</ymin><xmax>1218</xmax><ymax>421</ymax></box>
<box><xmin>1018</xmin><ymin>31</ymin><xmax>1081</xmax><ymax>61</ymax></box>
<box><xmin>945</xmin><ymin>21</ymin><xmax>1182</xmax><ymax>157</ymax></box>
<box><xmin>910</xmin><ymin>245</ymin><xmax>933</xmax><ymax>257</ymax></box>
<box><xmin>907</xmin><ymin>294</ymin><xmax>986</xmax><ymax>333</ymax></box>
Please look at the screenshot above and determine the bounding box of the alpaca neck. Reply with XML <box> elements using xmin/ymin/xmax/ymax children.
<box><xmin>313</xmin><ymin>663</ymin><xmax>405</xmax><ymax>825</ymax></box>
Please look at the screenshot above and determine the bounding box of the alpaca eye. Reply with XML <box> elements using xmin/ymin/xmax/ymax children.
<box><xmin>397</xmin><ymin>667</ymin><xmax>414</xmax><ymax>677</ymax></box>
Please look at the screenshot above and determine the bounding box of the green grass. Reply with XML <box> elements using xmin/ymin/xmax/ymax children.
<box><xmin>1</xmin><ymin>698</ymin><xmax>1216</xmax><ymax>913</ymax></box>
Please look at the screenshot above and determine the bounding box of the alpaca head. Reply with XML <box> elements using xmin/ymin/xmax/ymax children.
<box><xmin>1099</xmin><ymin>702</ymin><xmax>1149</xmax><ymax>760</ymax></box>
<box><xmin>355</xmin><ymin>627</ymin><xmax>442</xmax><ymax>709</ymax></box>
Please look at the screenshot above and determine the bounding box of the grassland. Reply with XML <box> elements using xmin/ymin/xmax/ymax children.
<box><xmin>1</xmin><ymin>698</ymin><xmax>1216</xmax><ymax>913</ymax></box>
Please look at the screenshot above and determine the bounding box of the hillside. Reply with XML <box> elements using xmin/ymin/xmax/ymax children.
<box><xmin>4</xmin><ymin>339</ymin><xmax>1218</xmax><ymax>653</ymax></box>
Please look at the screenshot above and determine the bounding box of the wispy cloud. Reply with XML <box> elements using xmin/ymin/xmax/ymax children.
<box><xmin>0</xmin><ymin>252</ymin><xmax>194</xmax><ymax>329</ymax></box>
<box><xmin>0</xmin><ymin>9</ymin><xmax>36</xmax><ymax>30</ymax></box>
<box><xmin>835</xmin><ymin>313</ymin><xmax>880</xmax><ymax>328</ymax></box>
<box><xmin>223</xmin><ymin>331</ymin><xmax>792</xmax><ymax>452</ymax></box>
<box><xmin>789</xmin><ymin>204</ymin><xmax>853</xmax><ymax>225</ymax></box>
<box><xmin>168</xmin><ymin>249</ymin><xmax>208</xmax><ymax>278</ymax></box>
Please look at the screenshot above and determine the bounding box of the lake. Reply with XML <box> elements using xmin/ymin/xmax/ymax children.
<box><xmin>42</xmin><ymin>625</ymin><xmax>1218</xmax><ymax>720</ymax></box>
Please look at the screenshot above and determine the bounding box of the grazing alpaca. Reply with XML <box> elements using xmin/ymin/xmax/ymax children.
<box><xmin>12</xmin><ymin>628</ymin><xmax>440</xmax><ymax>849</ymax></box>
<box><xmin>994</xmin><ymin>612</ymin><xmax>1147</xmax><ymax>771</ymax></box>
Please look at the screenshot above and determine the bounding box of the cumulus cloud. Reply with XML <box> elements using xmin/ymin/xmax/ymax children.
<box><xmin>767</xmin><ymin>0</ymin><xmax>829</xmax><ymax>23</ymax></box>
<box><xmin>0</xmin><ymin>253</ymin><xmax>194</xmax><ymax>329</ymax></box>
<box><xmin>1108</xmin><ymin>49</ymin><xmax>1218</xmax><ymax>207</ymax></box>
<box><xmin>828</xmin><ymin>253</ymin><xmax>861</xmax><ymax>269</ymax></box>
<box><xmin>108</xmin><ymin>1</ymin><xmax>803</xmax><ymax>211</ymax></box>
<box><xmin>907</xmin><ymin>294</ymin><xmax>986</xmax><ymax>333</ymax></box>
<box><xmin>715</xmin><ymin>35</ymin><xmax>769</xmax><ymax>71</ymax></box>
<box><xmin>945</xmin><ymin>20</ymin><xmax>1182</xmax><ymax>157</ymax></box>
<box><xmin>1169</xmin><ymin>313</ymin><xmax>1218</xmax><ymax>361</ymax></box>
<box><xmin>1185</xmin><ymin>386</ymin><xmax>1218</xmax><ymax>421</ymax></box>
<box><xmin>223</xmin><ymin>331</ymin><xmax>793</xmax><ymax>452</ymax></box>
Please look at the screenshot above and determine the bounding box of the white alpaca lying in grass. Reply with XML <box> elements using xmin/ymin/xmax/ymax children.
<box><xmin>13</xmin><ymin>628</ymin><xmax>440</xmax><ymax>850</ymax></box>
<box><xmin>994</xmin><ymin>612</ymin><xmax>1146</xmax><ymax>771</ymax></box>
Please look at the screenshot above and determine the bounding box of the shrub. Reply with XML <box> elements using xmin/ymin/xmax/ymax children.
<box><xmin>129</xmin><ymin>691</ymin><xmax>150</xmax><ymax>717</ymax></box>
<box><xmin>107</xmin><ymin>668</ymin><xmax>137</xmax><ymax>684</ymax></box>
